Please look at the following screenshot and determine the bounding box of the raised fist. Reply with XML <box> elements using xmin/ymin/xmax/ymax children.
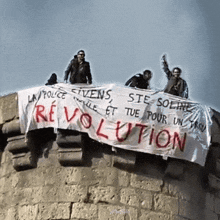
<box><xmin>162</xmin><ymin>54</ymin><xmax>166</xmax><ymax>61</ymax></box>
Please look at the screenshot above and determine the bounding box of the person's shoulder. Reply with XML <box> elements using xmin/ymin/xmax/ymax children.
<box><xmin>180</xmin><ymin>77</ymin><xmax>187</xmax><ymax>84</ymax></box>
<box><xmin>130</xmin><ymin>74</ymin><xmax>142</xmax><ymax>82</ymax></box>
<box><xmin>84</xmin><ymin>60</ymin><xmax>90</xmax><ymax>64</ymax></box>
<box><xmin>134</xmin><ymin>73</ymin><xmax>142</xmax><ymax>78</ymax></box>
<box><xmin>70</xmin><ymin>58</ymin><xmax>77</xmax><ymax>63</ymax></box>
<box><xmin>128</xmin><ymin>73</ymin><xmax>140</xmax><ymax>80</ymax></box>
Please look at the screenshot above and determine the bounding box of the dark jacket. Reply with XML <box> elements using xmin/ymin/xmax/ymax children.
<box><xmin>162</xmin><ymin>61</ymin><xmax>188</xmax><ymax>99</ymax></box>
<box><xmin>64</xmin><ymin>56</ymin><xmax>92</xmax><ymax>84</ymax></box>
<box><xmin>125</xmin><ymin>74</ymin><xmax>150</xmax><ymax>89</ymax></box>
<box><xmin>45</xmin><ymin>73</ymin><xmax>58</xmax><ymax>85</ymax></box>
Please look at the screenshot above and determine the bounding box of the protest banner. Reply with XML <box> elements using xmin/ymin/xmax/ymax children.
<box><xmin>18</xmin><ymin>83</ymin><xmax>212</xmax><ymax>166</ymax></box>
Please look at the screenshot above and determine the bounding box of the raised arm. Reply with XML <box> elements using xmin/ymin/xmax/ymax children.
<box><xmin>161</xmin><ymin>54</ymin><xmax>172</xmax><ymax>79</ymax></box>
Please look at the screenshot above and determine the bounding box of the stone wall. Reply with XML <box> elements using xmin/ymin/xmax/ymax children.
<box><xmin>0</xmin><ymin>93</ymin><xmax>220</xmax><ymax>220</ymax></box>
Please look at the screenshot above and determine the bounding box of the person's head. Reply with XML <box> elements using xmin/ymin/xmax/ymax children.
<box><xmin>172</xmin><ymin>67</ymin><xmax>181</xmax><ymax>78</ymax></box>
<box><xmin>77</xmin><ymin>50</ymin><xmax>85</xmax><ymax>62</ymax></box>
<box><xmin>143</xmin><ymin>70</ymin><xmax>152</xmax><ymax>81</ymax></box>
<box><xmin>51</xmin><ymin>73</ymin><xmax>57</xmax><ymax>80</ymax></box>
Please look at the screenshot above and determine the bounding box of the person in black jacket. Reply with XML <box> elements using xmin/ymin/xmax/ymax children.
<box><xmin>161</xmin><ymin>54</ymin><xmax>188</xmax><ymax>98</ymax></box>
<box><xmin>64</xmin><ymin>50</ymin><xmax>92</xmax><ymax>84</ymax></box>
<box><xmin>45</xmin><ymin>73</ymin><xmax>58</xmax><ymax>85</ymax></box>
<box><xmin>125</xmin><ymin>70</ymin><xmax>153</xmax><ymax>89</ymax></box>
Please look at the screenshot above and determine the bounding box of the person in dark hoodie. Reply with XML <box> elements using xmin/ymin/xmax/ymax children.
<box><xmin>64</xmin><ymin>50</ymin><xmax>92</xmax><ymax>84</ymax></box>
<box><xmin>161</xmin><ymin>54</ymin><xmax>188</xmax><ymax>99</ymax></box>
<box><xmin>45</xmin><ymin>73</ymin><xmax>58</xmax><ymax>85</ymax></box>
<box><xmin>125</xmin><ymin>70</ymin><xmax>153</xmax><ymax>89</ymax></box>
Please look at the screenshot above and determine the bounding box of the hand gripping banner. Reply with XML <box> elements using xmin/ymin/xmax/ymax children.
<box><xmin>18</xmin><ymin>83</ymin><xmax>212</xmax><ymax>166</ymax></box>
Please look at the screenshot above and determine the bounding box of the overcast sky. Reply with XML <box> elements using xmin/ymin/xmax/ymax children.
<box><xmin>1</xmin><ymin>0</ymin><xmax>220</xmax><ymax>110</ymax></box>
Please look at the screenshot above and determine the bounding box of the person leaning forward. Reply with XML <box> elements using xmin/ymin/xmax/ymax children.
<box><xmin>161</xmin><ymin>54</ymin><xmax>188</xmax><ymax>99</ymax></box>
<box><xmin>125</xmin><ymin>70</ymin><xmax>153</xmax><ymax>89</ymax></box>
<box><xmin>64</xmin><ymin>50</ymin><xmax>92</xmax><ymax>84</ymax></box>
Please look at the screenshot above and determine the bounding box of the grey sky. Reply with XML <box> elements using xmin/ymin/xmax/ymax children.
<box><xmin>1</xmin><ymin>0</ymin><xmax>220</xmax><ymax>110</ymax></box>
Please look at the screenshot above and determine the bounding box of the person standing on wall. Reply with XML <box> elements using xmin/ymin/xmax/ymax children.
<box><xmin>161</xmin><ymin>54</ymin><xmax>188</xmax><ymax>99</ymax></box>
<box><xmin>64</xmin><ymin>50</ymin><xmax>92</xmax><ymax>84</ymax></box>
<box><xmin>125</xmin><ymin>70</ymin><xmax>153</xmax><ymax>89</ymax></box>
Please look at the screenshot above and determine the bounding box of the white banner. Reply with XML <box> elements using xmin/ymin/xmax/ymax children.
<box><xmin>18</xmin><ymin>83</ymin><xmax>212</xmax><ymax>166</ymax></box>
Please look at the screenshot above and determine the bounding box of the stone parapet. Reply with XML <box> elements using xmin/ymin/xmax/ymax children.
<box><xmin>2</xmin><ymin>119</ymin><xmax>21</xmax><ymax>138</ymax></box>
<box><xmin>56</xmin><ymin>129</ymin><xmax>84</xmax><ymax>166</ymax></box>
<box><xmin>6</xmin><ymin>135</ymin><xmax>37</xmax><ymax>171</ymax></box>
<box><xmin>0</xmin><ymin>93</ymin><xmax>18</xmax><ymax>125</ymax></box>
<box><xmin>0</xmin><ymin>92</ymin><xmax>220</xmax><ymax>219</ymax></box>
<box><xmin>0</xmin><ymin>137</ymin><xmax>220</xmax><ymax>219</ymax></box>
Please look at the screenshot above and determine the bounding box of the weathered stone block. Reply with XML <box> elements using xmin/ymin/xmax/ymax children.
<box><xmin>0</xmin><ymin>93</ymin><xmax>18</xmax><ymax>125</ymax></box>
<box><xmin>6</xmin><ymin>134</ymin><xmax>37</xmax><ymax>170</ymax></box>
<box><xmin>98</xmin><ymin>205</ymin><xmax>126</xmax><ymax>220</ymax></box>
<box><xmin>120</xmin><ymin>188</ymin><xmax>139</xmax><ymax>207</ymax></box>
<box><xmin>37</xmin><ymin>203</ymin><xmax>70</xmax><ymax>220</ymax></box>
<box><xmin>70</xmin><ymin>203</ymin><xmax>97</xmax><ymax>219</ymax></box>
<box><xmin>5</xmin><ymin>207</ymin><xmax>17</xmax><ymax>220</ymax></box>
<box><xmin>0</xmin><ymin>149</ymin><xmax>12</xmax><ymax>164</ymax></box>
<box><xmin>139</xmin><ymin>210</ymin><xmax>170</xmax><ymax>220</ymax></box>
<box><xmin>139</xmin><ymin>190</ymin><xmax>153</xmax><ymax>210</ymax></box>
<box><xmin>2</xmin><ymin>119</ymin><xmax>21</xmax><ymax>137</ymax></box>
<box><xmin>113</xmin><ymin>148</ymin><xmax>136</xmax><ymax>168</ymax></box>
<box><xmin>106</xmin><ymin>167</ymin><xmax>118</xmax><ymax>186</ymax></box>
<box><xmin>167</xmin><ymin>181</ymin><xmax>196</xmax><ymax>202</ymax></box>
<box><xmin>57</xmin><ymin>148</ymin><xmax>83</xmax><ymax>165</ymax></box>
<box><xmin>91</xmin><ymin>167</ymin><xmax>118</xmax><ymax>186</ymax></box>
<box><xmin>98</xmin><ymin>205</ymin><xmax>138</xmax><ymax>220</ymax></box>
<box><xmin>154</xmin><ymin>194</ymin><xmax>178</xmax><ymax>215</ymax></box>
<box><xmin>18</xmin><ymin>204</ymin><xmax>38</xmax><ymax>220</ymax></box>
<box><xmin>15</xmin><ymin>169</ymin><xmax>44</xmax><ymax>188</ymax></box>
<box><xmin>12</xmin><ymin>151</ymin><xmax>36</xmax><ymax>171</ymax></box>
<box><xmin>118</xmin><ymin>169</ymin><xmax>130</xmax><ymax>187</ymax></box>
<box><xmin>91</xmin><ymin>152</ymin><xmax>112</xmax><ymax>167</ymax></box>
<box><xmin>30</xmin><ymin>187</ymin><xmax>43</xmax><ymax>204</ymax></box>
<box><xmin>56</xmin><ymin>130</ymin><xmax>84</xmax><ymax>165</ymax></box>
<box><xmin>7</xmin><ymin>135</ymin><xmax>29</xmax><ymax>153</ymax></box>
<box><xmin>0</xmin><ymin>191</ymin><xmax>12</xmax><ymax>211</ymax></box>
<box><xmin>61</xmin><ymin>167</ymin><xmax>83</xmax><ymax>184</ymax></box>
<box><xmin>0</xmin><ymin>212</ymin><xmax>6</xmax><ymax>220</ymax></box>
<box><xmin>11</xmin><ymin>187</ymin><xmax>43</xmax><ymax>206</ymax></box>
<box><xmin>11</xmin><ymin>187</ymin><xmax>32</xmax><ymax>206</ymax></box>
<box><xmin>42</xmin><ymin>186</ymin><xmax>59</xmax><ymax>203</ymax></box>
<box><xmin>130</xmin><ymin>173</ymin><xmax>163</xmax><ymax>192</ymax></box>
<box><xmin>58</xmin><ymin>185</ymin><xmax>87</xmax><ymax>202</ymax></box>
<box><xmin>89</xmin><ymin>186</ymin><xmax>119</xmax><ymax>204</ymax></box>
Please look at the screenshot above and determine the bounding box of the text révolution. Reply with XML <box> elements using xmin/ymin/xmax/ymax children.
<box><xmin>35</xmin><ymin>104</ymin><xmax>187</xmax><ymax>151</ymax></box>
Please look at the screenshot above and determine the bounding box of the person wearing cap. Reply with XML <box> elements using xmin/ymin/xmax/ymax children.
<box><xmin>161</xmin><ymin>54</ymin><xmax>188</xmax><ymax>99</ymax></box>
<box><xmin>125</xmin><ymin>70</ymin><xmax>153</xmax><ymax>89</ymax></box>
<box><xmin>64</xmin><ymin>50</ymin><xmax>92</xmax><ymax>84</ymax></box>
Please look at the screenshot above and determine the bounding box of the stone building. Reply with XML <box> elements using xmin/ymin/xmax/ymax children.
<box><xmin>0</xmin><ymin>92</ymin><xmax>220</xmax><ymax>220</ymax></box>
